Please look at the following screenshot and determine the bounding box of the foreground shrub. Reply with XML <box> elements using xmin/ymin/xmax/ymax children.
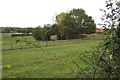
<box><xmin>74</xmin><ymin>0</ymin><xmax>120</xmax><ymax>78</ymax></box>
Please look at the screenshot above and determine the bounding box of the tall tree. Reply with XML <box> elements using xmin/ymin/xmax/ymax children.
<box><xmin>41</xmin><ymin>24</ymin><xmax>51</xmax><ymax>41</ymax></box>
<box><xmin>51</xmin><ymin>24</ymin><xmax>61</xmax><ymax>40</ymax></box>
<box><xmin>56</xmin><ymin>12</ymin><xmax>67</xmax><ymax>28</ymax></box>
<box><xmin>58</xmin><ymin>8</ymin><xmax>96</xmax><ymax>39</ymax></box>
<box><xmin>32</xmin><ymin>26</ymin><xmax>42</xmax><ymax>41</ymax></box>
<box><xmin>55</xmin><ymin>12</ymin><xmax>67</xmax><ymax>39</ymax></box>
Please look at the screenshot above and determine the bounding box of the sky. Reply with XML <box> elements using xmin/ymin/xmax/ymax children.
<box><xmin>0</xmin><ymin>0</ymin><xmax>107</xmax><ymax>28</ymax></box>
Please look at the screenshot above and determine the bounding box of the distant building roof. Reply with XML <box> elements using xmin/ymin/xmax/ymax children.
<box><xmin>96</xmin><ymin>28</ymin><xmax>104</xmax><ymax>33</ymax></box>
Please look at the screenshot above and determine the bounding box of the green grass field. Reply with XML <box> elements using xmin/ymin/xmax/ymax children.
<box><xmin>2</xmin><ymin>34</ymin><xmax>101</xmax><ymax>78</ymax></box>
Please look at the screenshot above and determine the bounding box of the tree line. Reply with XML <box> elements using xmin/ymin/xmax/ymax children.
<box><xmin>32</xmin><ymin>8</ymin><xmax>96</xmax><ymax>41</ymax></box>
<box><xmin>2</xmin><ymin>8</ymin><xmax>96</xmax><ymax>41</ymax></box>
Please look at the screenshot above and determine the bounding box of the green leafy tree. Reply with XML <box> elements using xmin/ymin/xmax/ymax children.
<box><xmin>55</xmin><ymin>12</ymin><xmax>67</xmax><ymax>39</ymax></box>
<box><xmin>51</xmin><ymin>24</ymin><xmax>61</xmax><ymax>40</ymax></box>
<box><xmin>82</xmin><ymin>16</ymin><xmax>96</xmax><ymax>34</ymax></box>
<box><xmin>56</xmin><ymin>8</ymin><xmax>96</xmax><ymax>39</ymax></box>
<box><xmin>41</xmin><ymin>24</ymin><xmax>51</xmax><ymax>41</ymax></box>
<box><xmin>32</xmin><ymin>26</ymin><xmax>42</xmax><ymax>41</ymax></box>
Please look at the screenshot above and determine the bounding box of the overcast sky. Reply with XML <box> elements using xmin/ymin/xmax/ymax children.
<box><xmin>0</xmin><ymin>0</ymin><xmax>107</xmax><ymax>28</ymax></box>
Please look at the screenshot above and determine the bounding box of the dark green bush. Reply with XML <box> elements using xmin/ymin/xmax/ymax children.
<box><xmin>11</xmin><ymin>33</ymin><xmax>31</xmax><ymax>37</ymax></box>
<box><xmin>79</xmin><ymin>34</ymin><xmax>87</xmax><ymax>39</ymax></box>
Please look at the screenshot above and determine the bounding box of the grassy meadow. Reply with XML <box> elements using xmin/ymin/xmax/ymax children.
<box><xmin>2</xmin><ymin>33</ymin><xmax>101</xmax><ymax>78</ymax></box>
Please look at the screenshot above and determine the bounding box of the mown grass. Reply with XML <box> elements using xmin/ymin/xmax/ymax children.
<box><xmin>2</xmin><ymin>34</ymin><xmax>101</xmax><ymax>78</ymax></box>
